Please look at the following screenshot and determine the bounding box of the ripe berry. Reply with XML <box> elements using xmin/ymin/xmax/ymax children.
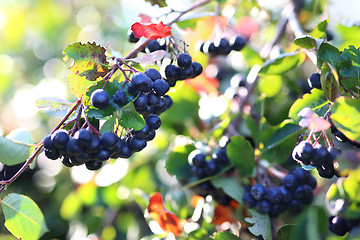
<box><xmin>270</xmin><ymin>204</ymin><xmax>286</xmax><ymax>217</ymax></box>
<box><xmin>145</xmin><ymin>68</ymin><xmax>162</xmax><ymax>81</ymax></box>
<box><xmin>134</xmin><ymin>93</ymin><xmax>148</xmax><ymax>109</ymax></box>
<box><xmin>306</xmin><ymin>175</ymin><xmax>317</xmax><ymax>189</ymax></box>
<box><xmin>85</xmin><ymin>160</ymin><xmax>103</xmax><ymax>171</ymax></box>
<box><xmin>128</xmin><ymin>137</ymin><xmax>147</xmax><ymax>152</ymax></box>
<box><xmin>282</xmin><ymin>174</ymin><xmax>298</xmax><ymax>191</ymax></box>
<box><xmin>127</xmin><ymin>30</ymin><xmax>139</xmax><ymax>43</ymax></box>
<box><xmin>117</xmin><ymin>142</ymin><xmax>132</xmax><ymax>158</ymax></box>
<box><xmin>66</xmin><ymin>138</ymin><xmax>82</xmax><ymax>156</ymax></box>
<box><xmin>133</xmin><ymin>124</ymin><xmax>150</xmax><ymax>139</ymax></box>
<box><xmin>267</xmin><ymin>187</ymin><xmax>283</xmax><ymax>204</ymax></box>
<box><xmin>147</xmin><ymin>92</ymin><xmax>161</xmax><ymax>106</ymax></box>
<box><xmin>91</xmin><ymin>89</ymin><xmax>110</xmax><ymax>109</ymax></box>
<box><xmin>178</xmin><ymin>65</ymin><xmax>194</xmax><ymax>80</ymax></box>
<box><xmin>242</xmin><ymin>191</ymin><xmax>256</xmax><ymax>208</ymax></box>
<box><xmin>113</xmin><ymin>89</ymin><xmax>127</xmax><ymax>106</ymax></box>
<box><xmin>279</xmin><ymin>186</ymin><xmax>292</xmax><ymax>203</ymax></box>
<box><xmin>290</xmin><ymin>167</ymin><xmax>311</xmax><ymax>183</ymax></box>
<box><xmin>191</xmin><ymin>153</ymin><xmax>206</xmax><ymax>167</ymax></box>
<box><xmin>329</xmin><ymin>216</ymin><xmax>349</xmax><ymax>236</ymax></box>
<box><xmin>308</xmin><ymin>73</ymin><xmax>322</xmax><ymax>89</ymax></box>
<box><xmin>165</xmin><ymin>64</ymin><xmax>180</xmax><ymax>81</ymax></box>
<box><xmin>86</xmin><ymin>135</ymin><xmax>101</xmax><ymax>154</ymax></box>
<box><xmin>145</xmin><ymin>115</ymin><xmax>161</xmax><ymax>130</ymax></box>
<box><xmin>100</xmin><ymin>132</ymin><xmax>118</xmax><ymax>151</ymax></box>
<box><xmin>191</xmin><ymin>62</ymin><xmax>203</xmax><ymax>77</ymax></box>
<box><xmin>144</xmin><ymin>130</ymin><xmax>156</xmax><ymax>141</ymax></box>
<box><xmin>211</xmin><ymin>148</ymin><xmax>229</xmax><ymax>165</ymax></box>
<box><xmin>147</xmin><ymin>40</ymin><xmax>162</xmax><ymax>52</ymax></box>
<box><xmin>312</xmin><ymin>144</ymin><xmax>330</xmax><ymax>166</ymax></box>
<box><xmin>74</xmin><ymin>129</ymin><xmax>92</xmax><ymax>147</ymax></box>
<box><xmin>51</xmin><ymin>129</ymin><xmax>70</xmax><ymax>150</ymax></box>
<box><xmin>62</xmin><ymin>157</ymin><xmax>74</xmax><ymax>167</ymax></box>
<box><xmin>317</xmin><ymin>165</ymin><xmax>335</xmax><ymax>179</ymax></box>
<box><xmin>43</xmin><ymin>134</ymin><xmax>55</xmax><ymax>151</ymax></box>
<box><xmin>230</xmin><ymin>36</ymin><xmax>246</xmax><ymax>51</ymax></box>
<box><xmin>203</xmin><ymin>160</ymin><xmax>217</xmax><ymax>176</ymax></box>
<box><xmin>177</xmin><ymin>53</ymin><xmax>192</xmax><ymax>69</ymax></box>
<box><xmin>251</xmin><ymin>183</ymin><xmax>267</xmax><ymax>201</ymax></box>
<box><xmin>131</xmin><ymin>72</ymin><xmax>153</xmax><ymax>93</ymax></box>
<box><xmin>153</xmin><ymin>79</ymin><xmax>170</xmax><ymax>96</ymax></box>
<box><xmin>45</xmin><ymin>149</ymin><xmax>60</xmax><ymax>160</ymax></box>
<box><xmin>95</xmin><ymin>149</ymin><xmax>111</xmax><ymax>161</ymax></box>
<box><xmin>288</xmin><ymin>199</ymin><xmax>303</xmax><ymax>213</ymax></box>
<box><xmin>256</xmin><ymin>199</ymin><xmax>272</xmax><ymax>214</ymax></box>
<box><xmin>214</xmin><ymin>38</ymin><xmax>231</xmax><ymax>55</ymax></box>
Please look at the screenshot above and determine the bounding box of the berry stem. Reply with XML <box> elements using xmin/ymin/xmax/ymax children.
<box><xmin>0</xmin><ymin>98</ymin><xmax>83</xmax><ymax>193</ymax></box>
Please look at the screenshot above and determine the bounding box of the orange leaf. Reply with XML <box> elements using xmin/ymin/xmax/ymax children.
<box><xmin>184</xmin><ymin>73</ymin><xmax>219</xmax><ymax>95</ymax></box>
<box><xmin>131</xmin><ymin>22</ymin><xmax>172</xmax><ymax>40</ymax></box>
<box><xmin>212</xmin><ymin>205</ymin><xmax>237</xmax><ymax>225</ymax></box>
<box><xmin>148</xmin><ymin>192</ymin><xmax>182</xmax><ymax>236</ymax></box>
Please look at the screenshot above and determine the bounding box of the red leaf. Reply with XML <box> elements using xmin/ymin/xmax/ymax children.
<box><xmin>139</xmin><ymin>14</ymin><xmax>152</xmax><ymax>24</ymax></box>
<box><xmin>148</xmin><ymin>192</ymin><xmax>182</xmax><ymax>236</ymax></box>
<box><xmin>131</xmin><ymin>22</ymin><xmax>172</xmax><ymax>40</ymax></box>
<box><xmin>212</xmin><ymin>204</ymin><xmax>237</xmax><ymax>225</ymax></box>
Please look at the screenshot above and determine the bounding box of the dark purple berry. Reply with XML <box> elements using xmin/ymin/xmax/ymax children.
<box><xmin>177</xmin><ymin>53</ymin><xmax>192</xmax><ymax>69</ymax></box>
<box><xmin>43</xmin><ymin>134</ymin><xmax>55</xmax><ymax>151</ymax></box>
<box><xmin>62</xmin><ymin>157</ymin><xmax>74</xmax><ymax>167</ymax></box>
<box><xmin>288</xmin><ymin>199</ymin><xmax>303</xmax><ymax>213</ymax></box>
<box><xmin>153</xmin><ymin>79</ymin><xmax>170</xmax><ymax>96</ymax></box>
<box><xmin>214</xmin><ymin>38</ymin><xmax>231</xmax><ymax>55</ymax></box>
<box><xmin>145</xmin><ymin>115</ymin><xmax>161</xmax><ymax>130</ymax></box>
<box><xmin>66</xmin><ymin>138</ymin><xmax>82</xmax><ymax>156</ymax></box>
<box><xmin>100</xmin><ymin>132</ymin><xmax>118</xmax><ymax>151</ymax></box>
<box><xmin>267</xmin><ymin>187</ymin><xmax>283</xmax><ymax>204</ymax></box>
<box><xmin>74</xmin><ymin>129</ymin><xmax>92</xmax><ymax>147</ymax></box>
<box><xmin>230</xmin><ymin>36</ymin><xmax>246</xmax><ymax>51</ymax></box>
<box><xmin>145</xmin><ymin>68</ymin><xmax>162</xmax><ymax>81</ymax></box>
<box><xmin>128</xmin><ymin>137</ymin><xmax>147</xmax><ymax>152</ymax></box>
<box><xmin>44</xmin><ymin>149</ymin><xmax>60</xmax><ymax>160</ymax></box>
<box><xmin>95</xmin><ymin>149</ymin><xmax>110</xmax><ymax>161</ymax></box>
<box><xmin>91</xmin><ymin>89</ymin><xmax>110</xmax><ymax>109</ymax></box>
<box><xmin>191</xmin><ymin>62</ymin><xmax>203</xmax><ymax>78</ymax></box>
<box><xmin>256</xmin><ymin>199</ymin><xmax>272</xmax><ymax>214</ymax></box>
<box><xmin>147</xmin><ymin>91</ymin><xmax>161</xmax><ymax>106</ymax></box>
<box><xmin>85</xmin><ymin>160</ymin><xmax>103</xmax><ymax>170</ymax></box>
<box><xmin>147</xmin><ymin>40</ymin><xmax>161</xmax><ymax>52</ymax></box>
<box><xmin>251</xmin><ymin>183</ymin><xmax>267</xmax><ymax>201</ymax></box>
<box><xmin>134</xmin><ymin>93</ymin><xmax>148</xmax><ymax>109</ymax></box>
<box><xmin>51</xmin><ymin>129</ymin><xmax>70</xmax><ymax>150</ymax></box>
<box><xmin>329</xmin><ymin>216</ymin><xmax>349</xmax><ymax>236</ymax></box>
<box><xmin>113</xmin><ymin>89</ymin><xmax>127</xmax><ymax>106</ymax></box>
<box><xmin>191</xmin><ymin>153</ymin><xmax>206</xmax><ymax>167</ymax></box>
<box><xmin>131</xmin><ymin>72</ymin><xmax>153</xmax><ymax>93</ymax></box>
<box><xmin>282</xmin><ymin>174</ymin><xmax>298</xmax><ymax>191</ymax></box>
<box><xmin>86</xmin><ymin>135</ymin><xmax>101</xmax><ymax>154</ymax></box>
<box><xmin>203</xmin><ymin>160</ymin><xmax>217</xmax><ymax>176</ymax></box>
<box><xmin>280</xmin><ymin>186</ymin><xmax>292</xmax><ymax>203</ymax></box>
<box><xmin>128</xmin><ymin>30</ymin><xmax>139</xmax><ymax>43</ymax></box>
<box><xmin>242</xmin><ymin>191</ymin><xmax>256</xmax><ymax>208</ymax></box>
<box><xmin>165</xmin><ymin>65</ymin><xmax>180</xmax><ymax>81</ymax></box>
<box><xmin>308</xmin><ymin>73</ymin><xmax>322</xmax><ymax>89</ymax></box>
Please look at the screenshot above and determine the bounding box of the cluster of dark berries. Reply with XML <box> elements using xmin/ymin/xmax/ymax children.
<box><xmin>308</xmin><ymin>72</ymin><xmax>322</xmax><ymax>89</ymax></box>
<box><xmin>165</xmin><ymin>53</ymin><xmax>203</xmax><ymax>86</ymax></box>
<box><xmin>242</xmin><ymin>167</ymin><xmax>317</xmax><ymax>217</ymax></box>
<box><xmin>331</xmin><ymin>121</ymin><xmax>360</xmax><ymax>148</ymax></box>
<box><xmin>144</xmin><ymin>39</ymin><xmax>167</xmax><ymax>52</ymax></box>
<box><xmin>292</xmin><ymin>141</ymin><xmax>341</xmax><ymax>179</ymax></box>
<box><xmin>90</xmin><ymin>87</ymin><xmax>128</xmax><ymax>110</ymax></box>
<box><xmin>189</xmin><ymin>147</ymin><xmax>231</xmax><ymax>179</ymax></box>
<box><xmin>197</xmin><ymin>36</ymin><xmax>246</xmax><ymax>56</ymax></box>
<box><xmin>189</xmin><ymin>147</ymin><xmax>234</xmax><ymax>205</ymax></box>
<box><xmin>328</xmin><ymin>215</ymin><xmax>359</xmax><ymax>236</ymax></box>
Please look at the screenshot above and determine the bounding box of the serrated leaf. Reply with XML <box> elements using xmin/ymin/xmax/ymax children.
<box><xmin>145</xmin><ymin>0</ymin><xmax>167</xmax><ymax>7</ymax></box>
<box><xmin>129</xmin><ymin>50</ymin><xmax>166</xmax><ymax>64</ymax></box>
<box><xmin>227</xmin><ymin>136</ymin><xmax>255</xmax><ymax>175</ymax></box>
<box><xmin>259</xmin><ymin>51</ymin><xmax>305</xmax><ymax>75</ymax></box>
<box><xmin>0</xmin><ymin>193</ymin><xmax>48</xmax><ymax>240</ymax></box>
<box><xmin>264</xmin><ymin>120</ymin><xmax>303</xmax><ymax>151</ymax></box>
<box><xmin>211</xmin><ymin>177</ymin><xmax>244</xmax><ymax>203</ymax></box>
<box><xmin>245</xmin><ymin>209</ymin><xmax>272</xmax><ymax>240</ymax></box>
<box><xmin>317</xmin><ymin>42</ymin><xmax>341</xmax><ymax>69</ymax></box>
<box><xmin>277</xmin><ymin>224</ymin><xmax>296</xmax><ymax>240</ymax></box>
<box><xmin>320</xmin><ymin>62</ymin><xmax>339</xmax><ymax>102</ymax></box>
<box><xmin>289</xmin><ymin>88</ymin><xmax>330</xmax><ymax>123</ymax></box>
<box><xmin>310</xmin><ymin>19</ymin><xmax>328</xmax><ymax>39</ymax></box>
<box><xmin>293</xmin><ymin>35</ymin><xmax>317</xmax><ymax>49</ymax></box>
<box><xmin>99</xmin><ymin>116</ymin><xmax>116</xmax><ymax>134</ymax></box>
<box><xmin>83</xmin><ymin>80</ymin><xmax>135</xmax><ymax>119</ymax></box>
<box><xmin>339</xmin><ymin>45</ymin><xmax>360</xmax><ymax>92</ymax></box>
<box><xmin>35</xmin><ymin>97</ymin><xmax>72</xmax><ymax>111</ymax></box>
<box><xmin>63</xmin><ymin>42</ymin><xmax>108</xmax><ymax>81</ymax></box>
<box><xmin>117</xmin><ymin>103</ymin><xmax>145</xmax><ymax>130</ymax></box>
<box><xmin>0</xmin><ymin>129</ymin><xmax>34</xmax><ymax>165</ymax></box>
<box><xmin>331</xmin><ymin>96</ymin><xmax>360</xmax><ymax>142</ymax></box>
<box><xmin>165</xmin><ymin>144</ymin><xmax>195</xmax><ymax>181</ymax></box>
<box><xmin>212</xmin><ymin>231</ymin><xmax>242</xmax><ymax>240</ymax></box>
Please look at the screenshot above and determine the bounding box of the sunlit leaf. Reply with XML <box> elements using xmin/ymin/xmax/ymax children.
<box><xmin>147</xmin><ymin>192</ymin><xmax>182</xmax><ymax>237</ymax></box>
<box><xmin>320</xmin><ymin>62</ymin><xmax>339</xmax><ymax>102</ymax></box>
<box><xmin>99</xmin><ymin>116</ymin><xmax>116</xmax><ymax>134</ymax></box>
<box><xmin>131</xmin><ymin>22</ymin><xmax>172</xmax><ymax>40</ymax></box>
<box><xmin>331</xmin><ymin>96</ymin><xmax>360</xmax><ymax>142</ymax></box>
<box><xmin>293</xmin><ymin>35</ymin><xmax>317</xmax><ymax>49</ymax></box>
<box><xmin>117</xmin><ymin>103</ymin><xmax>145</xmax><ymax>131</ymax></box>
<box><xmin>259</xmin><ymin>51</ymin><xmax>305</xmax><ymax>75</ymax></box>
<box><xmin>0</xmin><ymin>193</ymin><xmax>48</xmax><ymax>240</ymax></box>
<box><xmin>245</xmin><ymin>209</ymin><xmax>272</xmax><ymax>240</ymax></box>
<box><xmin>129</xmin><ymin>50</ymin><xmax>166</xmax><ymax>64</ymax></box>
<box><xmin>35</xmin><ymin>97</ymin><xmax>72</xmax><ymax>111</ymax></box>
<box><xmin>166</xmin><ymin>144</ymin><xmax>195</xmax><ymax>181</ymax></box>
<box><xmin>66</xmin><ymin>71</ymin><xmax>100</xmax><ymax>98</ymax></box>
<box><xmin>339</xmin><ymin>45</ymin><xmax>360</xmax><ymax>92</ymax></box>
<box><xmin>63</xmin><ymin>42</ymin><xmax>109</xmax><ymax>81</ymax></box>
<box><xmin>317</xmin><ymin>42</ymin><xmax>341</xmax><ymax>69</ymax></box>
<box><xmin>309</xmin><ymin>19</ymin><xmax>328</xmax><ymax>39</ymax></box>
<box><xmin>289</xmin><ymin>88</ymin><xmax>329</xmax><ymax>123</ymax></box>
<box><xmin>227</xmin><ymin>136</ymin><xmax>255</xmax><ymax>175</ymax></box>
<box><xmin>0</xmin><ymin>129</ymin><xmax>34</xmax><ymax>165</ymax></box>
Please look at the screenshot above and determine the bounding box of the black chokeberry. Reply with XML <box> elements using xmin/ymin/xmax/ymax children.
<box><xmin>153</xmin><ymin>79</ymin><xmax>170</xmax><ymax>96</ymax></box>
<box><xmin>85</xmin><ymin>160</ymin><xmax>103</xmax><ymax>171</ymax></box>
<box><xmin>242</xmin><ymin>191</ymin><xmax>256</xmax><ymax>208</ymax></box>
<box><xmin>230</xmin><ymin>36</ymin><xmax>246</xmax><ymax>51</ymax></box>
<box><xmin>267</xmin><ymin>187</ymin><xmax>283</xmax><ymax>204</ymax></box>
<box><xmin>117</xmin><ymin>142</ymin><xmax>132</xmax><ymax>158</ymax></box>
<box><xmin>256</xmin><ymin>199</ymin><xmax>272</xmax><ymax>214</ymax></box>
<box><xmin>45</xmin><ymin>149</ymin><xmax>60</xmax><ymax>160</ymax></box>
<box><xmin>214</xmin><ymin>38</ymin><xmax>231</xmax><ymax>55</ymax></box>
<box><xmin>95</xmin><ymin>149</ymin><xmax>111</xmax><ymax>161</ymax></box>
<box><xmin>113</xmin><ymin>89</ymin><xmax>127</xmax><ymax>106</ymax></box>
<box><xmin>91</xmin><ymin>89</ymin><xmax>110</xmax><ymax>109</ymax></box>
<box><xmin>308</xmin><ymin>73</ymin><xmax>322</xmax><ymax>89</ymax></box>
<box><xmin>145</xmin><ymin>68</ymin><xmax>162</xmax><ymax>81</ymax></box>
<box><xmin>51</xmin><ymin>129</ymin><xmax>70</xmax><ymax>150</ymax></box>
<box><xmin>86</xmin><ymin>135</ymin><xmax>101</xmax><ymax>154</ymax></box>
<box><xmin>133</xmin><ymin>124</ymin><xmax>150</xmax><ymax>139</ymax></box>
<box><xmin>145</xmin><ymin>115</ymin><xmax>161</xmax><ymax>130</ymax></box>
<box><xmin>147</xmin><ymin>40</ymin><xmax>162</xmax><ymax>52</ymax></box>
<box><xmin>251</xmin><ymin>183</ymin><xmax>267</xmax><ymax>201</ymax></box>
<box><xmin>100</xmin><ymin>132</ymin><xmax>118</xmax><ymax>151</ymax></box>
<box><xmin>134</xmin><ymin>93</ymin><xmax>148</xmax><ymax>109</ymax></box>
<box><xmin>191</xmin><ymin>62</ymin><xmax>203</xmax><ymax>77</ymax></box>
<box><xmin>177</xmin><ymin>53</ymin><xmax>192</xmax><ymax>69</ymax></box>
<box><xmin>43</xmin><ymin>134</ymin><xmax>55</xmax><ymax>151</ymax></box>
<box><xmin>131</xmin><ymin>72</ymin><xmax>153</xmax><ymax>93</ymax></box>
<box><xmin>282</xmin><ymin>174</ymin><xmax>298</xmax><ymax>191</ymax></box>
<box><xmin>191</xmin><ymin>153</ymin><xmax>206</xmax><ymax>167</ymax></box>
<box><xmin>74</xmin><ymin>129</ymin><xmax>92</xmax><ymax>147</ymax></box>
<box><xmin>329</xmin><ymin>216</ymin><xmax>349</xmax><ymax>236</ymax></box>
<box><xmin>203</xmin><ymin>160</ymin><xmax>217</xmax><ymax>176</ymax></box>
<box><xmin>165</xmin><ymin>64</ymin><xmax>180</xmax><ymax>81</ymax></box>
<box><xmin>66</xmin><ymin>138</ymin><xmax>82</xmax><ymax>156</ymax></box>
<box><xmin>147</xmin><ymin>92</ymin><xmax>161</xmax><ymax>106</ymax></box>
<box><xmin>128</xmin><ymin>137</ymin><xmax>147</xmax><ymax>152</ymax></box>
<box><xmin>127</xmin><ymin>30</ymin><xmax>139</xmax><ymax>43</ymax></box>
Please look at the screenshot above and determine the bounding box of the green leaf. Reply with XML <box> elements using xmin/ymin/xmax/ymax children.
<box><xmin>35</xmin><ymin>97</ymin><xmax>72</xmax><ymax>111</ymax></box>
<box><xmin>264</xmin><ymin>120</ymin><xmax>303</xmax><ymax>151</ymax></box>
<box><xmin>309</xmin><ymin>19</ymin><xmax>328</xmax><ymax>39</ymax></box>
<box><xmin>293</xmin><ymin>35</ymin><xmax>317</xmax><ymax>49</ymax></box>
<box><xmin>227</xmin><ymin>136</ymin><xmax>255</xmax><ymax>175</ymax></box>
<box><xmin>83</xmin><ymin>80</ymin><xmax>135</xmax><ymax>119</ymax></box>
<box><xmin>212</xmin><ymin>231</ymin><xmax>242</xmax><ymax>240</ymax></box>
<box><xmin>245</xmin><ymin>209</ymin><xmax>272</xmax><ymax>240</ymax></box>
<box><xmin>339</xmin><ymin>45</ymin><xmax>360</xmax><ymax>93</ymax></box>
<box><xmin>0</xmin><ymin>129</ymin><xmax>34</xmax><ymax>165</ymax></box>
<box><xmin>0</xmin><ymin>193</ymin><xmax>48</xmax><ymax>240</ymax></box>
<box><xmin>145</xmin><ymin>0</ymin><xmax>167</xmax><ymax>7</ymax></box>
<box><xmin>99</xmin><ymin>116</ymin><xmax>116</xmax><ymax>134</ymax></box>
<box><xmin>211</xmin><ymin>177</ymin><xmax>244</xmax><ymax>204</ymax></box>
<box><xmin>317</xmin><ymin>42</ymin><xmax>341</xmax><ymax>69</ymax></box>
<box><xmin>63</xmin><ymin>42</ymin><xmax>108</xmax><ymax>81</ymax></box>
<box><xmin>289</xmin><ymin>88</ymin><xmax>329</xmax><ymax>123</ymax></box>
<box><xmin>277</xmin><ymin>224</ymin><xmax>296</xmax><ymax>240</ymax></box>
<box><xmin>128</xmin><ymin>50</ymin><xmax>166</xmax><ymax>64</ymax></box>
<box><xmin>165</xmin><ymin>144</ymin><xmax>195</xmax><ymax>181</ymax></box>
<box><xmin>258</xmin><ymin>75</ymin><xmax>282</xmax><ymax>97</ymax></box>
<box><xmin>259</xmin><ymin>51</ymin><xmax>305</xmax><ymax>75</ymax></box>
<box><xmin>320</xmin><ymin>62</ymin><xmax>339</xmax><ymax>102</ymax></box>
<box><xmin>117</xmin><ymin>103</ymin><xmax>145</xmax><ymax>131</ymax></box>
<box><xmin>66</xmin><ymin>71</ymin><xmax>100</xmax><ymax>98</ymax></box>
<box><xmin>331</xmin><ymin>96</ymin><xmax>360</xmax><ymax>142</ymax></box>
